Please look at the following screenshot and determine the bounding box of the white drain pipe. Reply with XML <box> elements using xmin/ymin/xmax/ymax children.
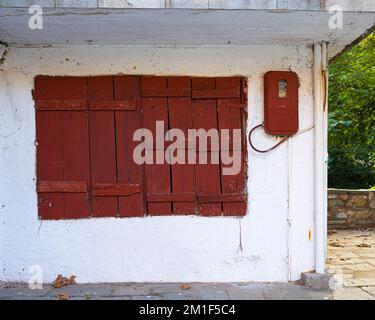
<box><xmin>313</xmin><ymin>42</ymin><xmax>328</xmax><ymax>274</ymax></box>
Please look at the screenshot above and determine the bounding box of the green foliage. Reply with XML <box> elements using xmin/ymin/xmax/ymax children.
<box><xmin>328</xmin><ymin>32</ymin><xmax>375</xmax><ymax>189</ymax></box>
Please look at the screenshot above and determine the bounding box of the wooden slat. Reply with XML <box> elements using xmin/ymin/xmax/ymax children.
<box><xmin>224</xmin><ymin>103</ymin><xmax>246</xmax><ymax>109</ymax></box>
<box><xmin>142</xmin><ymin>88</ymin><xmax>191</xmax><ymax>97</ymax></box>
<box><xmin>143</xmin><ymin>97</ymin><xmax>172</xmax><ymax>215</ymax></box>
<box><xmin>147</xmin><ymin>193</ymin><xmax>195</xmax><ymax>202</ymax></box>
<box><xmin>35</xmin><ymin>77</ymin><xmax>88</xmax><ymax>219</ymax></box>
<box><xmin>34</xmin><ymin>76</ymin><xmax>61</xmax><ymax>100</ymax></box>
<box><xmin>193</xmin><ymin>98</ymin><xmax>222</xmax><ymax>216</ymax></box>
<box><xmin>192</xmin><ymin>88</ymin><xmax>240</xmax><ymax>99</ymax></box>
<box><xmin>198</xmin><ymin>194</ymin><xmax>246</xmax><ymax>203</ymax></box>
<box><xmin>218</xmin><ymin>98</ymin><xmax>247</xmax><ymax>216</ymax></box>
<box><xmin>37</xmin><ymin>180</ymin><xmax>87</xmax><ymax>193</ymax></box>
<box><xmin>92</xmin><ymin>183</ymin><xmax>140</xmax><ymax>196</ymax></box>
<box><xmin>61</xmin><ymin>111</ymin><xmax>91</xmax><ymax>219</ymax></box>
<box><xmin>168</xmin><ymin>97</ymin><xmax>196</xmax><ymax>215</ymax></box>
<box><xmin>36</xmin><ymin>111</ymin><xmax>64</xmax><ymax>219</ymax></box>
<box><xmin>114</xmin><ymin>76</ymin><xmax>145</xmax><ymax>217</ymax></box>
<box><xmin>88</xmin><ymin>76</ymin><xmax>118</xmax><ymax>217</ymax></box>
<box><xmin>36</xmin><ymin>100</ymin><xmax>86</xmax><ymax>110</ymax></box>
<box><xmin>89</xmin><ymin>100</ymin><xmax>137</xmax><ymax>110</ymax></box>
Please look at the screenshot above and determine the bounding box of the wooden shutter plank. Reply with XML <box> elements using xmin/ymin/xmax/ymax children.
<box><xmin>36</xmin><ymin>100</ymin><xmax>86</xmax><ymax>110</ymax></box>
<box><xmin>143</xmin><ymin>97</ymin><xmax>172</xmax><ymax>215</ymax></box>
<box><xmin>146</xmin><ymin>193</ymin><xmax>195</xmax><ymax>202</ymax></box>
<box><xmin>192</xmin><ymin>88</ymin><xmax>240</xmax><ymax>99</ymax></box>
<box><xmin>37</xmin><ymin>181</ymin><xmax>87</xmax><ymax>193</ymax></box>
<box><xmin>35</xmin><ymin>76</ymin><xmax>87</xmax><ymax>110</ymax></box>
<box><xmin>36</xmin><ymin>111</ymin><xmax>64</xmax><ymax>219</ymax></box>
<box><xmin>90</xmin><ymin>111</ymin><xmax>118</xmax><ymax>217</ymax></box>
<box><xmin>192</xmin><ymin>77</ymin><xmax>241</xmax><ymax>99</ymax></box>
<box><xmin>62</xmin><ymin>111</ymin><xmax>91</xmax><ymax>219</ymax></box>
<box><xmin>141</xmin><ymin>76</ymin><xmax>167</xmax><ymax>96</ymax></box>
<box><xmin>114</xmin><ymin>76</ymin><xmax>145</xmax><ymax>217</ymax></box>
<box><xmin>192</xmin><ymin>99</ymin><xmax>222</xmax><ymax>216</ymax></box>
<box><xmin>34</xmin><ymin>76</ymin><xmax>61</xmax><ymax>101</ymax></box>
<box><xmin>89</xmin><ymin>100</ymin><xmax>137</xmax><ymax>110</ymax></box>
<box><xmin>61</xmin><ymin>76</ymin><xmax>86</xmax><ymax>101</ymax></box>
<box><xmin>92</xmin><ymin>183</ymin><xmax>140</xmax><ymax>196</ymax></box>
<box><xmin>197</xmin><ymin>194</ymin><xmax>246</xmax><ymax>203</ymax></box>
<box><xmin>218</xmin><ymin>98</ymin><xmax>246</xmax><ymax>216</ymax></box>
<box><xmin>142</xmin><ymin>76</ymin><xmax>191</xmax><ymax>97</ymax></box>
<box><xmin>168</xmin><ymin>97</ymin><xmax>196</xmax><ymax>215</ymax></box>
<box><xmin>88</xmin><ymin>76</ymin><xmax>118</xmax><ymax>217</ymax></box>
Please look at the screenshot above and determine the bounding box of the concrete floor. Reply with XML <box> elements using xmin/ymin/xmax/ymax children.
<box><xmin>0</xmin><ymin>282</ymin><xmax>331</xmax><ymax>300</ymax></box>
<box><xmin>1</xmin><ymin>229</ymin><xmax>374</xmax><ymax>300</ymax></box>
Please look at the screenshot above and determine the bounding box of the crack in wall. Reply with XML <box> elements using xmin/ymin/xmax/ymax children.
<box><xmin>0</xmin><ymin>40</ymin><xmax>9</xmax><ymax>71</ymax></box>
<box><xmin>238</xmin><ymin>218</ymin><xmax>243</xmax><ymax>253</ymax></box>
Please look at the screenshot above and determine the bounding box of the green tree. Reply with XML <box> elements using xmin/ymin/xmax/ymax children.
<box><xmin>328</xmin><ymin>32</ymin><xmax>375</xmax><ymax>189</ymax></box>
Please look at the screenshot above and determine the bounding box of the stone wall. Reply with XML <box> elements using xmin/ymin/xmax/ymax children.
<box><xmin>328</xmin><ymin>189</ymin><xmax>375</xmax><ymax>229</ymax></box>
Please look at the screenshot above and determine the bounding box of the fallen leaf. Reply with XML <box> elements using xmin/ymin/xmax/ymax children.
<box><xmin>57</xmin><ymin>292</ymin><xmax>69</xmax><ymax>300</ymax></box>
<box><xmin>52</xmin><ymin>274</ymin><xmax>77</xmax><ymax>288</ymax></box>
<box><xmin>180</xmin><ymin>283</ymin><xmax>191</xmax><ymax>290</ymax></box>
<box><xmin>329</xmin><ymin>242</ymin><xmax>343</xmax><ymax>247</ymax></box>
<box><xmin>357</xmin><ymin>243</ymin><xmax>371</xmax><ymax>248</ymax></box>
<box><xmin>69</xmin><ymin>275</ymin><xmax>77</xmax><ymax>285</ymax></box>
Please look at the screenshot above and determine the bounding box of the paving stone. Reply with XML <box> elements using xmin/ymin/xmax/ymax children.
<box><xmin>198</xmin><ymin>290</ymin><xmax>229</xmax><ymax>300</ymax></box>
<box><xmin>44</xmin><ymin>284</ymin><xmax>113</xmax><ymax>297</ymax></box>
<box><xmin>162</xmin><ymin>292</ymin><xmax>202</xmax><ymax>300</ymax></box>
<box><xmin>301</xmin><ymin>272</ymin><xmax>333</xmax><ymax>290</ymax></box>
<box><xmin>354</xmin><ymin>251</ymin><xmax>375</xmax><ymax>259</ymax></box>
<box><xmin>111</xmin><ymin>284</ymin><xmax>153</xmax><ymax>296</ymax></box>
<box><xmin>364</xmin><ymin>259</ymin><xmax>375</xmax><ymax>266</ymax></box>
<box><xmin>282</xmin><ymin>287</ymin><xmax>311</xmax><ymax>300</ymax></box>
<box><xmin>305</xmin><ymin>289</ymin><xmax>332</xmax><ymax>300</ymax></box>
<box><xmin>333</xmin><ymin>287</ymin><xmax>374</xmax><ymax>300</ymax></box>
<box><xmin>344</xmin><ymin>263</ymin><xmax>375</xmax><ymax>272</ymax></box>
<box><xmin>226</xmin><ymin>289</ymin><xmax>264</xmax><ymax>300</ymax></box>
<box><xmin>132</xmin><ymin>295</ymin><xmax>161</xmax><ymax>300</ymax></box>
<box><xmin>147</xmin><ymin>283</ymin><xmax>185</xmax><ymax>294</ymax></box>
<box><xmin>3</xmin><ymin>295</ymin><xmax>56</xmax><ymax>300</ymax></box>
<box><xmin>361</xmin><ymin>286</ymin><xmax>375</xmax><ymax>297</ymax></box>
<box><xmin>0</xmin><ymin>284</ymin><xmax>52</xmax><ymax>299</ymax></box>
<box><xmin>343</xmin><ymin>278</ymin><xmax>375</xmax><ymax>287</ymax></box>
<box><xmin>259</xmin><ymin>286</ymin><xmax>289</xmax><ymax>300</ymax></box>
<box><xmin>353</xmin><ymin>270</ymin><xmax>375</xmax><ymax>278</ymax></box>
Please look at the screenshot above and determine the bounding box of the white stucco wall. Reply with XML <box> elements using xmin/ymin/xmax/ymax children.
<box><xmin>0</xmin><ymin>45</ymin><xmax>315</xmax><ymax>283</ymax></box>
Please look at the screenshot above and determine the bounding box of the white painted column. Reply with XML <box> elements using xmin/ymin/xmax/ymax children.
<box><xmin>313</xmin><ymin>42</ymin><xmax>328</xmax><ymax>274</ymax></box>
<box><xmin>322</xmin><ymin>42</ymin><xmax>329</xmax><ymax>259</ymax></box>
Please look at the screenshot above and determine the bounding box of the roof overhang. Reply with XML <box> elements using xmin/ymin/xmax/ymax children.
<box><xmin>0</xmin><ymin>8</ymin><xmax>374</xmax><ymax>60</ymax></box>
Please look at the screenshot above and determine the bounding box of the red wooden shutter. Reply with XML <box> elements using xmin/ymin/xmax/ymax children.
<box><xmin>142</xmin><ymin>77</ymin><xmax>172</xmax><ymax>215</ymax></box>
<box><xmin>35</xmin><ymin>76</ymin><xmax>90</xmax><ymax>219</ymax></box>
<box><xmin>192</xmin><ymin>77</ymin><xmax>247</xmax><ymax>217</ymax></box>
<box><xmin>35</xmin><ymin>75</ymin><xmax>247</xmax><ymax>219</ymax></box>
<box><xmin>87</xmin><ymin>76</ymin><xmax>118</xmax><ymax>217</ymax></box>
<box><xmin>114</xmin><ymin>76</ymin><xmax>144</xmax><ymax>217</ymax></box>
<box><xmin>87</xmin><ymin>76</ymin><xmax>142</xmax><ymax>217</ymax></box>
<box><xmin>168</xmin><ymin>95</ymin><xmax>196</xmax><ymax>215</ymax></box>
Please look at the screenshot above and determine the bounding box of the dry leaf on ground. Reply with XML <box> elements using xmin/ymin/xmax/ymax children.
<box><xmin>329</xmin><ymin>242</ymin><xmax>343</xmax><ymax>247</ymax></box>
<box><xmin>52</xmin><ymin>274</ymin><xmax>77</xmax><ymax>288</ymax></box>
<box><xmin>357</xmin><ymin>243</ymin><xmax>371</xmax><ymax>248</ymax></box>
<box><xmin>180</xmin><ymin>283</ymin><xmax>191</xmax><ymax>290</ymax></box>
<box><xmin>57</xmin><ymin>292</ymin><xmax>69</xmax><ymax>300</ymax></box>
